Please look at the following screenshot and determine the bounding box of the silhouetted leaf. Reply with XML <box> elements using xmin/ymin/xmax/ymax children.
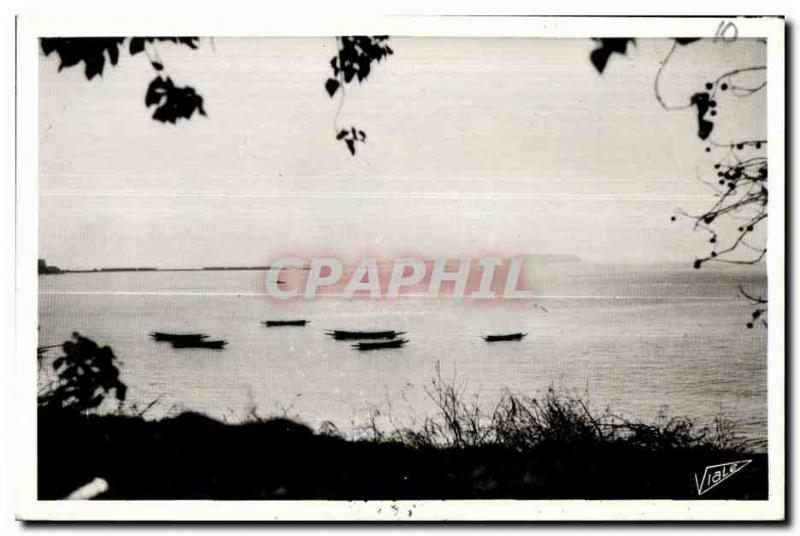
<box><xmin>131</xmin><ymin>36</ymin><xmax>200</xmax><ymax>50</ymax></box>
<box><xmin>590</xmin><ymin>38</ymin><xmax>635</xmax><ymax>74</ymax></box>
<box><xmin>176</xmin><ymin>37</ymin><xmax>199</xmax><ymax>49</ymax></box>
<box><xmin>325</xmin><ymin>78</ymin><xmax>340</xmax><ymax>97</ymax></box>
<box><xmin>129</xmin><ymin>37</ymin><xmax>145</xmax><ymax>55</ymax></box>
<box><xmin>675</xmin><ymin>38</ymin><xmax>701</xmax><ymax>45</ymax></box>
<box><xmin>83</xmin><ymin>55</ymin><xmax>104</xmax><ymax>80</ymax></box>
<box><xmin>41</xmin><ymin>37</ymin><xmax>125</xmax><ymax>80</ymax></box>
<box><xmin>107</xmin><ymin>44</ymin><xmax>120</xmax><ymax>65</ymax></box>
<box><xmin>345</xmin><ymin>139</ymin><xmax>356</xmax><ymax>155</ymax></box>
<box><xmin>690</xmin><ymin>92</ymin><xmax>714</xmax><ymax>140</ymax></box>
<box><xmin>145</xmin><ymin>76</ymin><xmax>169</xmax><ymax>107</ymax></box>
<box><xmin>151</xmin><ymin>61</ymin><xmax>164</xmax><ymax>71</ymax></box>
<box><xmin>327</xmin><ymin>36</ymin><xmax>393</xmax><ymax>88</ymax></box>
<box><xmin>40</xmin><ymin>39</ymin><xmax>57</xmax><ymax>55</ymax></box>
<box><xmin>145</xmin><ymin>76</ymin><xmax>206</xmax><ymax>123</ymax></box>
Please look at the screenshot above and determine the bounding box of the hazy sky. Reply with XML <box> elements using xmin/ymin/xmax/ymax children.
<box><xmin>39</xmin><ymin>37</ymin><xmax>767</xmax><ymax>269</ymax></box>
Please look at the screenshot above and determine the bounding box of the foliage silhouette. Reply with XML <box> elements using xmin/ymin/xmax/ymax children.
<box><xmin>38</xmin><ymin>332</ymin><xmax>127</xmax><ymax>413</ymax></box>
<box><xmin>326</xmin><ymin>35</ymin><xmax>393</xmax><ymax>92</ymax></box>
<box><xmin>38</xmin><ymin>370</ymin><xmax>764</xmax><ymax>500</ymax></box>
<box><xmin>690</xmin><ymin>92</ymin><xmax>715</xmax><ymax>140</ymax></box>
<box><xmin>41</xmin><ymin>38</ymin><xmax>125</xmax><ymax>80</ymax></box>
<box><xmin>145</xmin><ymin>76</ymin><xmax>206</xmax><ymax>123</ymax></box>
<box><xmin>128</xmin><ymin>37</ymin><xmax>199</xmax><ymax>56</ymax></box>
<box><xmin>370</xmin><ymin>367</ymin><xmax>752</xmax><ymax>454</ymax></box>
<box><xmin>589</xmin><ymin>38</ymin><xmax>635</xmax><ymax>74</ymax></box>
<box><xmin>41</xmin><ymin>37</ymin><xmax>205</xmax><ymax>124</ymax></box>
<box><xmin>42</xmin><ymin>36</ymin><xmax>394</xmax><ymax>149</ymax></box>
<box><xmin>325</xmin><ymin>36</ymin><xmax>393</xmax><ymax>155</ymax></box>
<box><xmin>336</xmin><ymin>127</ymin><xmax>367</xmax><ymax>156</ymax></box>
<box><xmin>658</xmin><ymin>40</ymin><xmax>768</xmax><ymax>327</ymax></box>
<box><xmin>594</xmin><ymin>37</ymin><xmax>768</xmax><ymax>327</ymax></box>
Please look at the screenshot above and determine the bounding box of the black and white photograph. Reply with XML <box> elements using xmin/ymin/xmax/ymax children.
<box><xmin>11</xmin><ymin>12</ymin><xmax>785</xmax><ymax>522</ymax></box>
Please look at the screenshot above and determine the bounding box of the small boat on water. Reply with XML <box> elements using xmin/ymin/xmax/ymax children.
<box><xmin>171</xmin><ymin>339</ymin><xmax>228</xmax><ymax>349</ymax></box>
<box><xmin>327</xmin><ymin>330</ymin><xmax>406</xmax><ymax>341</ymax></box>
<box><xmin>483</xmin><ymin>333</ymin><xmax>527</xmax><ymax>342</ymax></box>
<box><xmin>262</xmin><ymin>320</ymin><xmax>309</xmax><ymax>327</ymax></box>
<box><xmin>352</xmin><ymin>338</ymin><xmax>408</xmax><ymax>351</ymax></box>
<box><xmin>150</xmin><ymin>332</ymin><xmax>208</xmax><ymax>342</ymax></box>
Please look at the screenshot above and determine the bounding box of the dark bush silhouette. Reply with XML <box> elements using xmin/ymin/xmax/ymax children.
<box><xmin>375</xmin><ymin>369</ymin><xmax>751</xmax><ymax>454</ymax></box>
<box><xmin>37</xmin><ymin>371</ymin><xmax>764</xmax><ymax>500</ymax></box>
<box><xmin>36</xmin><ymin>338</ymin><xmax>762</xmax><ymax>500</ymax></box>
<box><xmin>38</xmin><ymin>332</ymin><xmax>127</xmax><ymax>413</ymax></box>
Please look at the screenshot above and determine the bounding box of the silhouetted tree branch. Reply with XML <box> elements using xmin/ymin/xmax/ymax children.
<box><xmin>594</xmin><ymin>37</ymin><xmax>768</xmax><ymax>328</ymax></box>
<box><xmin>325</xmin><ymin>36</ymin><xmax>393</xmax><ymax>155</ymax></box>
<box><xmin>41</xmin><ymin>37</ymin><xmax>206</xmax><ymax>124</ymax></box>
<box><xmin>739</xmin><ymin>284</ymin><xmax>768</xmax><ymax>328</ymax></box>
<box><xmin>43</xmin><ymin>36</ymin><xmax>395</xmax><ymax>153</ymax></box>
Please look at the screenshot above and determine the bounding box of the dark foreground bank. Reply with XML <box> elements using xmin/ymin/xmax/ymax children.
<box><xmin>38</xmin><ymin>407</ymin><xmax>767</xmax><ymax>500</ymax></box>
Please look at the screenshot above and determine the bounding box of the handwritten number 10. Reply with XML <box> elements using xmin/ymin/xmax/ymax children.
<box><xmin>714</xmin><ymin>20</ymin><xmax>738</xmax><ymax>42</ymax></box>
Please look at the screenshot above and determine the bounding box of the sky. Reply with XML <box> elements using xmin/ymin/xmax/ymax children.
<box><xmin>39</xmin><ymin>37</ymin><xmax>767</xmax><ymax>270</ymax></box>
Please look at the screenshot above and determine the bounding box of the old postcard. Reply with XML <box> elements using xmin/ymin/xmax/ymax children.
<box><xmin>15</xmin><ymin>14</ymin><xmax>785</xmax><ymax>521</ymax></box>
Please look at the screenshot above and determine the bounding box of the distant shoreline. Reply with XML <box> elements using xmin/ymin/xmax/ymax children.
<box><xmin>37</xmin><ymin>256</ymin><xmax>767</xmax><ymax>276</ymax></box>
<box><xmin>38</xmin><ymin>265</ymin><xmax>311</xmax><ymax>275</ymax></box>
<box><xmin>60</xmin><ymin>266</ymin><xmax>273</xmax><ymax>274</ymax></box>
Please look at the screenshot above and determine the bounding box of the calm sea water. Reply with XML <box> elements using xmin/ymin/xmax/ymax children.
<box><xmin>38</xmin><ymin>263</ymin><xmax>768</xmax><ymax>450</ymax></box>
